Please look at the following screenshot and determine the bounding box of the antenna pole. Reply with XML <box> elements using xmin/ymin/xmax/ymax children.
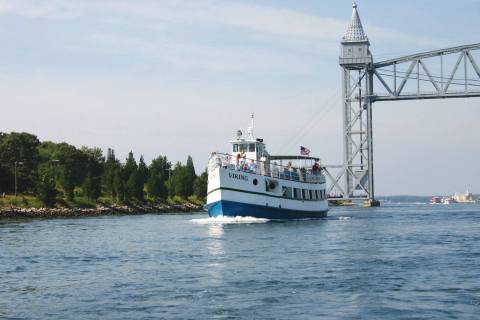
<box><xmin>251</xmin><ymin>113</ymin><xmax>255</xmax><ymax>136</ymax></box>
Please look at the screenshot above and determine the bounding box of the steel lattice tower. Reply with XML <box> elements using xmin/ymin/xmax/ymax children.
<box><xmin>339</xmin><ymin>3</ymin><xmax>376</xmax><ymax>205</ymax></box>
<box><xmin>323</xmin><ymin>3</ymin><xmax>480</xmax><ymax>205</ymax></box>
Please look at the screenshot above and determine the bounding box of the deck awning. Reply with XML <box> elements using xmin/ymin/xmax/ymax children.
<box><xmin>268</xmin><ymin>155</ymin><xmax>320</xmax><ymax>162</ymax></box>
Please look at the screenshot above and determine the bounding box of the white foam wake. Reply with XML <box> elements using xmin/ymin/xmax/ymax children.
<box><xmin>190</xmin><ymin>216</ymin><xmax>270</xmax><ymax>224</ymax></box>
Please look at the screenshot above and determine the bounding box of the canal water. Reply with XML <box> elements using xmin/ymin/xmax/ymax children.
<box><xmin>1</xmin><ymin>202</ymin><xmax>479</xmax><ymax>319</ymax></box>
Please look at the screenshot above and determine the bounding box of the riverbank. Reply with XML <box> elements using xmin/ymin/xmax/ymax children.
<box><xmin>0</xmin><ymin>201</ymin><xmax>205</xmax><ymax>219</ymax></box>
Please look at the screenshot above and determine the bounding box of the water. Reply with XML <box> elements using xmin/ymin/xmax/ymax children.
<box><xmin>1</xmin><ymin>202</ymin><xmax>479</xmax><ymax>319</ymax></box>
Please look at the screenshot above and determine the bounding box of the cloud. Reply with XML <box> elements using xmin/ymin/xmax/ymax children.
<box><xmin>0</xmin><ymin>0</ymin><xmax>441</xmax><ymax>47</ymax></box>
<box><xmin>0</xmin><ymin>0</ymin><xmax>83</xmax><ymax>19</ymax></box>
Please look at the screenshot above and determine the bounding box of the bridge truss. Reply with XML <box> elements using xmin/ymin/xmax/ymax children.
<box><xmin>323</xmin><ymin>5</ymin><xmax>480</xmax><ymax>204</ymax></box>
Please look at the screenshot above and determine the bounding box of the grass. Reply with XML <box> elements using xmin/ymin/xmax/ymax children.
<box><xmin>0</xmin><ymin>195</ymin><xmax>44</xmax><ymax>208</ymax></box>
<box><xmin>0</xmin><ymin>193</ymin><xmax>206</xmax><ymax>209</ymax></box>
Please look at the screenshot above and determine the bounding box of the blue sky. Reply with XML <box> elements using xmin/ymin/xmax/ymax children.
<box><xmin>1</xmin><ymin>0</ymin><xmax>479</xmax><ymax>195</ymax></box>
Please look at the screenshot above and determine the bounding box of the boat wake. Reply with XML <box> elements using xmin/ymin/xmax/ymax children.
<box><xmin>190</xmin><ymin>216</ymin><xmax>270</xmax><ymax>224</ymax></box>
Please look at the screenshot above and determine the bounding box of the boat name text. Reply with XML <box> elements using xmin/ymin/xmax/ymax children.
<box><xmin>228</xmin><ymin>172</ymin><xmax>248</xmax><ymax>181</ymax></box>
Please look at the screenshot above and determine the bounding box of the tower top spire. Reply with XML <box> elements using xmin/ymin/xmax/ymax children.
<box><xmin>343</xmin><ymin>2</ymin><xmax>368</xmax><ymax>43</ymax></box>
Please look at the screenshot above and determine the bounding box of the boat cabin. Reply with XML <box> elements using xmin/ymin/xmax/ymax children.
<box><xmin>230</xmin><ymin>129</ymin><xmax>266</xmax><ymax>161</ymax></box>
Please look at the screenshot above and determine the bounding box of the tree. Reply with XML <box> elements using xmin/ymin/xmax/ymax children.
<box><xmin>113</xmin><ymin>165</ymin><xmax>125</xmax><ymax>202</ymax></box>
<box><xmin>103</xmin><ymin>148</ymin><xmax>119</xmax><ymax>199</ymax></box>
<box><xmin>127</xmin><ymin>170</ymin><xmax>144</xmax><ymax>200</ymax></box>
<box><xmin>169</xmin><ymin>162</ymin><xmax>190</xmax><ymax>197</ymax></box>
<box><xmin>123</xmin><ymin>152</ymin><xmax>138</xmax><ymax>200</ymax></box>
<box><xmin>193</xmin><ymin>169</ymin><xmax>208</xmax><ymax>199</ymax></box>
<box><xmin>138</xmin><ymin>156</ymin><xmax>148</xmax><ymax>184</ymax></box>
<box><xmin>0</xmin><ymin>133</ymin><xmax>6</xmax><ymax>193</ymax></box>
<box><xmin>185</xmin><ymin>155</ymin><xmax>196</xmax><ymax>196</ymax></box>
<box><xmin>36</xmin><ymin>164</ymin><xmax>57</xmax><ymax>207</ymax></box>
<box><xmin>55</xmin><ymin>143</ymin><xmax>88</xmax><ymax>200</ymax></box>
<box><xmin>146</xmin><ymin>156</ymin><xmax>170</xmax><ymax>200</ymax></box>
<box><xmin>134</xmin><ymin>155</ymin><xmax>148</xmax><ymax>200</ymax></box>
<box><xmin>0</xmin><ymin>132</ymin><xmax>40</xmax><ymax>193</ymax></box>
<box><xmin>82</xmin><ymin>147</ymin><xmax>105</xmax><ymax>201</ymax></box>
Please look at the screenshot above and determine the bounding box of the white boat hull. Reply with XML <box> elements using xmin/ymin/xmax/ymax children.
<box><xmin>206</xmin><ymin>167</ymin><xmax>328</xmax><ymax>219</ymax></box>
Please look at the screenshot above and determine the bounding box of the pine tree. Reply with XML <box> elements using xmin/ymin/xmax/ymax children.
<box><xmin>103</xmin><ymin>148</ymin><xmax>118</xmax><ymax>199</ymax></box>
<box><xmin>123</xmin><ymin>151</ymin><xmax>138</xmax><ymax>200</ymax></box>
<box><xmin>169</xmin><ymin>162</ymin><xmax>189</xmax><ymax>197</ymax></box>
<box><xmin>113</xmin><ymin>165</ymin><xmax>125</xmax><ymax>202</ymax></box>
<box><xmin>146</xmin><ymin>156</ymin><xmax>170</xmax><ymax>200</ymax></box>
<box><xmin>193</xmin><ymin>169</ymin><xmax>208</xmax><ymax>199</ymax></box>
<box><xmin>185</xmin><ymin>155</ymin><xmax>196</xmax><ymax>196</ymax></box>
<box><xmin>136</xmin><ymin>155</ymin><xmax>148</xmax><ymax>200</ymax></box>
<box><xmin>82</xmin><ymin>147</ymin><xmax>104</xmax><ymax>201</ymax></box>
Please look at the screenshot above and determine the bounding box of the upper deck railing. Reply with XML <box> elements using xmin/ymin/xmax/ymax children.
<box><xmin>209</xmin><ymin>152</ymin><xmax>326</xmax><ymax>184</ymax></box>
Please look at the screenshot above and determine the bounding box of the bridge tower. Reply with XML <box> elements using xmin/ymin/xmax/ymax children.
<box><xmin>339</xmin><ymin>3</ymin><xmax>378</xmax><ymax>205</ymax></box>
<box><xmin>323</xmin><ymin>3</ymin><xmax>480</xmax><ymax>205</ymax></box>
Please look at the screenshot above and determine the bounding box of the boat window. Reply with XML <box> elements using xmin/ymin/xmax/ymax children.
<box><xmin>294</xmin><ymin>188</ymin><xmax>302</xmax><ymax>199</ymax></box>
<box><xmin>302</xmin><ymin>189</ymin><xmax>306</xmax><ymax>199</ymax></box>
<box><xmin>233</xmin><ymin>144</ymin><xmax>239</xmax><ymax>152</ymax></box>
<box><xmin>282</xmin><ymin>186</ymin><xmax>292</xmax><ymax>198</ymax></box>
<box><xmin>249</xmin><ymin>143</ymin><xmax>255</xmax><ymax>152</ymax></box>
<box><xmin>293</xmin><ymin>188</ymin><xmax>297</xmax><ymax>198</ymax></box>
<box><xmin>309</xmin><ymin>190</ymin><xmax>313</xmax><ymax>200</ymax></box>
<box><xmin>314</xmin><ymin>190</ymin><xmax>318</xmax><ymax>200</ymax></box>
<box><xmin>240</xmin><ymin>144</ymin><xmax>248</xmax><ymax>152</ymax></box>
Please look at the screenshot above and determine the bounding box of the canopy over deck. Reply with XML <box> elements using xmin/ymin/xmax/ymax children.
<box><xmin>269</xmin><ymin>155</ymin><xmax>320</xmax><ymax>162</ymax></box>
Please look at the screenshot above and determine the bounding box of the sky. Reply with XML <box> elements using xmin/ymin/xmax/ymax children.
<box><xmin>0</xmin><ymin>0</ymin><xmax>479</xmax><ymax>195</ymax></box>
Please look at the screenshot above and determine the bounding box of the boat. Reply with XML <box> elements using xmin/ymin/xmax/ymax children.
<box><xmin>452</xmin><ymin>191</ymin><xmax>476</xmax><ymax>203</ymax></box>
<box><xmin>430</xmin><ymin>196</ymin><xmax>441</xmax><ymax>204</ymax></box>
<box><xmin>442</xmin><ymin>197</ymin><xmax>457</xmax><ymax>205</ymax></box>
<box><xmin>205</xmin><ymin>116</ymin><xmax>329</xmax><ymax>219</ymax></box>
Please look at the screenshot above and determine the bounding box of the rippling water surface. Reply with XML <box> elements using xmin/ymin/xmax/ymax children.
<box><xmin>1</xmin><ymin>203</ymin><xmax>479</xmax><ymax>319</ymax></box>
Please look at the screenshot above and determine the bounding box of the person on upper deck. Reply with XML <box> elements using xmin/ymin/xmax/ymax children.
<box><xmin>239</xmin><ymin>150</ymin><xmax>246</xmax><ymax>171</ymax></box>
<box><xmin>236</xmin><ymin>152</ymin><xmax>241</xmax><ymax>170</ymax></box>
<box><xmin>312</xmin><ymin>162</ymin><xmax>321</xmax><ymax>174</ymax></box>
<box><xmin>223</xmin><ymin>153</ymin><xmax>231</xmax><ymax>168</ymax></box>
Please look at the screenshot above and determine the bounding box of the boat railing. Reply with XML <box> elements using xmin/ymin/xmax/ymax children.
<box><xmin>209</xmin><ymin>152</ymin><xmax>326</xmax><ymax>184</ymax></box>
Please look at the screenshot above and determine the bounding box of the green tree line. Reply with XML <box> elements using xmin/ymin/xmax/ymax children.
<box><xmin>0</xmin><ymin>132</ymin><xmax>208</xmax><ymax>206</ymax></box>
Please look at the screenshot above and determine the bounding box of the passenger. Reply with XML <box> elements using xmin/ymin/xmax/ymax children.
<box><xmin>313</xmin><ymin>162</ymin><xmax>323</xmax><ymax>174</ymax></box>
<box><xmin>248</xmin><ymin>160</ymin><xmax>257</xmax><ymax>173</ymax></box>
<box><xmin>259</xmin><ymin>154</ymin><xmax>266</xmax><ymax>176</ymax></box>
<box><xmin>286</xmin><ymin>161</ymin><xmax>295</xmax><ymax>179</ymax></box>
<box><xmin>223</xmin><ymin>153</ymin><xmax>231</xmax><ymax>168</ymax></box>
<box><xmin>287</xmin><ymin>161</ymin><xmax>293</xmax><ymax>171</ymax></box>
<box><xmin>236</xmin><ymin>152</ymin><xmax>242</xmax><ymax>170</ymax></box>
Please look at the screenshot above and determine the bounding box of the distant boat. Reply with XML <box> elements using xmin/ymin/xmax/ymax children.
<box><xmin>452</xmin><ymin>191</ymin><xmax>476</xmax><ymax>203</ymax></box>
<box><xmin>430</xmin><ymin>196</ymin><xmax>441</xmax><ymax>204</ymax></box>
<box><xmin>442</xmin><ymin>197</ymin><xmax>457</xmax><ymax>205</ymax></box>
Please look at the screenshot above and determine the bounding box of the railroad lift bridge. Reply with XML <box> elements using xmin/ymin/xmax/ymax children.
<box><xmin>324</xmin><ymin>3</ymin><xmax>480</xmax><ymax>206</ymax></box>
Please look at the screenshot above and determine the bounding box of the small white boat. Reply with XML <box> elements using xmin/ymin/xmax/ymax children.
<box><xmin>452</xmin><ymin>191</ymin><xmax>476</xmax><ymax>203</ymax></box>
<box><xmin>205</xmin><ymin>116</ymin><xmax>328</xmax><ymax>219</ymax></box>
<box><xmin>442</xmin><ymin>197</ymin><xmax>457</xmax><ymax>205</ymax></box>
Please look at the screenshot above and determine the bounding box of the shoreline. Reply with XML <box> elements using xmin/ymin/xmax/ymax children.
<box><xmin>0</xmin><ymin>202</ymin><xmax>205</xmax><ymax>219</ymax></box>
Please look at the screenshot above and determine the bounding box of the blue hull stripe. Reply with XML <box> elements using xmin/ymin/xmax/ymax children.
<box><xmin>206</xmin><ymin>200</ymin><xmax>328</xmax><ymax>220</ymax></box>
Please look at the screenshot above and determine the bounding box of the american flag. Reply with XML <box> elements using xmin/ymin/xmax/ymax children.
<box><xmin>300</xmin><ymin>146</ymin><xmax>311</xmax><ymax>156</ymax></box>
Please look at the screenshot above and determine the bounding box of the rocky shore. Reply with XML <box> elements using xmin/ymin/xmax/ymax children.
<box><xmin>0</xmin><ymin>202</ymin><xmax>205</xmax><ymax>219</ymax></box>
